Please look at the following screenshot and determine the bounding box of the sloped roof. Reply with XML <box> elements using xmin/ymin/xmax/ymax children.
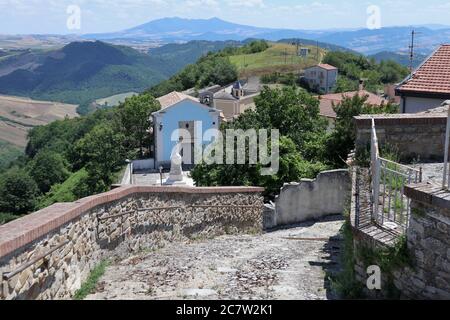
<box><xmin>214</xmin><ymin>91</ymin><xmax>238</xmax><ymax>101</ymax></box>
<box><xmin>397</xmin><ymin>44</ymin><xmax>450</xmax><ymax>95</ymax></box>
<box><xmin>157</xmin><ymin>91</ymin><xmax>199</xmax><ymax>109</ymax></box>
<box><xmin>319</xmin><ymin>90</ymin><xmax>388</xmax><ymax>119</ymax></box>
<box><xmin>309</xmin><ymin>63</ymin><xmax>338</xmax><ymax>71</ymax></box>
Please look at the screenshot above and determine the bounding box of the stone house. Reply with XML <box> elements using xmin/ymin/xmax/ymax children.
<box><xmin>304</xmin><ymin>63</ymin><xmax>338</xmax><ymax>94</ymax></box>
<box><xmin>396</xmin><ymin>44</ymin><xmax>450</xmax><ymax>113</ymax></box>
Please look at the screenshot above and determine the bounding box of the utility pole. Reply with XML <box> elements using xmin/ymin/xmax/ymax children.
<box><xmin>316</xmin><ymin>41</ymin><xmax>320</xmax><ymax>63</ymax></box>
<box><xmin>409</xmin><ymin>29</ymin><xmax>416</xmax><ymax>76</ymax></box>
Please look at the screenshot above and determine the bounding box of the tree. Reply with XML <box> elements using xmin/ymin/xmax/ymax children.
<box><xmin>326</xmin><ymin>94</ymin><xmax>398</xmax><ymax>166</ymax></box>
<box><xmin>115</xmin><ymin>93</ymin><xmax>160</xmax><ymax>158</ymax></box>
<box><xmin>75</xmin><ymin>124</ymin><xmax>126</xmax><ymax>193</ymax></box>
<box><xmin>28</xmin><ymin>150</ymin><xmax>70</xmax><ymax>193</ymax></box>
<box><xmin>191</xmin><ymin>86</ymin><xmax>330</xmax><ymax>199</ymax></box>
<box><xmin>0</xmin><ymin>168</ymin><xmax>39</xmax><ymax>215</ymax></box>
<box><xmin>251</xmin><ymin>86</ymin><xmax>328</xmax><ymax>158</ymax></box>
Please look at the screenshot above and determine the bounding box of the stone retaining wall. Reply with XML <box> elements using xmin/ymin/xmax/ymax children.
<box><xmin>355</xmin><ymin>113</ymin><xmax>447</xmax><ymax>162</ymax></box>
<box><xmin>0</xmin><ymin>186</ymin><xmax>264</xmax><ymax>300</ymax></box>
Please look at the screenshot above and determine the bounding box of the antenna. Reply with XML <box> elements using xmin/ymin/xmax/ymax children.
<box><xmin>408</xmin><ymin>29</ymin><xmax>421</xmax><ymax>76</ymax></box>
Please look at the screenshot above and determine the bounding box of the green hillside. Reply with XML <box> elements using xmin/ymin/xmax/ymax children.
<box><xmin>229</xmin><ymin>42</ymin><xmax>326</xmax><ymax>77</ymax></box>
<box><xmin>0</xmin><ymin>41</ymin><xmax>172</xmax><ymax>114</ymax></box>
<box><xmin>369</xmin><ymin>51</ymin><xmax>427</xmax><ymax>68</ymax></box>
<box><xmin>149</xmin><ymin>40</ymin><xmax>241</xmax><ymax>75</ymax></box>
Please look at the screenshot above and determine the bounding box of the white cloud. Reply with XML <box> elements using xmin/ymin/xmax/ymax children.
<box><xmin>227</xmin><ymin>0</ymin><xmax>265</xmax><ymax>8</ymax></box>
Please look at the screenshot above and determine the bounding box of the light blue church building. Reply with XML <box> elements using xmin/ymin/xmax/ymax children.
<box><xmin>153</xmin><ymin>92</ymin><xmax>222</xmax><ymax>168</ymax></box>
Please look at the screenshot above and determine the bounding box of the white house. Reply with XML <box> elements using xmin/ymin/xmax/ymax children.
<box><xmin>153</xmin><ymin>92</ymin><xmax>221</xmax><ymax>168</ymax></box>
<box><xmin>304</xmin><ymin>63</ymin><xmax>338</xmax><ymax>94</ymax></box>
<box><xmin>396</xmin><ymin>44</ymin><xmax>450</xmax><ymax>113</ymax></box>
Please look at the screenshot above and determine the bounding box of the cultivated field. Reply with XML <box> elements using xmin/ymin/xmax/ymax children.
<box><xmin>95</xmin><ymin>92</ymin><xmax>138</xmax><ymax>107</ymax></box>
<box><xmin>0</xmin><ymin>94</ymin><xmax>78</xmax><ymax>147</ymax></box>
<box><xmin>229</xmin><ymin>43</ymin><xmax>327</xmax><ymax>77</ymax></box>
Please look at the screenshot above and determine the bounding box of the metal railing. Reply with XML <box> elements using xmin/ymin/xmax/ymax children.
<box><xmin>370</xmin><ymin>118</ymin><xmax>422</xmax><ymax>232</ymax></box>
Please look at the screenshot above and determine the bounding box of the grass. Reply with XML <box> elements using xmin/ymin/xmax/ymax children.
<box><xmin>329</xmin><ymin>218</ymin><xmax>364</xmax><ymax>299</ymax></box>
<box><xmin>73</xmin><ymin>260</ymin><xmax>110</xmax><ymax>300</ymax></box>
<box><xmin>38</xmin><ymin>168</ymin><xmax>88</xmax><ymax>209</ymax></box>
<box><xmin>229</xmin><ymin>42</ymin><xmax>326</xmax><ymax>77</ymax></box>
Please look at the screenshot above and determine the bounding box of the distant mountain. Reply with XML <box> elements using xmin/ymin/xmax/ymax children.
<box><xmin>84</xmin><ymin>17</ymin><xmax>450</xmax><ymax>56</ymax></box>
<box><xmin>84</xmin><ymin>17</ymin><xmax>327</xmax><ymax>43</ymax></box>
<box><xmin>317</xmin><ymin>26</ymin><xmax>450</xmax><ymax>55</ymax></box>
<box><xmin>0</xmin><ymin>41</ymin><xmax>176</xmax><ymax>114</ymax></box>
<box><xmin>369</xmin><ymin>51</ymin><xmax>428</xmax><ymax>68</ymax></box>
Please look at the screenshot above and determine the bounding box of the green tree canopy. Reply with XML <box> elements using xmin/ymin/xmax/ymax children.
<box><xmin>28</xmin><ymin>150</ymin><xmax>71</xmax><ymax>194</ymax></box>
<box><xmin>326</xmin><ymin>94</ymin><xmax>398</xmax><ymax>166</ymax></box>
<box><xmin>75</xmin><ymin>124</ymin><xmax>126</xmax><ymax>193</ymax></box>
<box><xmin>115</xmin><ymin>93</ymin><xmax>161</xmax><ymax>158</ymax></box>
<box><xmin>0</xmin><ymin>168</ymin><xmax>39</xmax><ymax>215</ymax></box>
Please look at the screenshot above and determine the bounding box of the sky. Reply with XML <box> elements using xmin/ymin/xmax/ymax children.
<box><xmin>1</xmin><ymin>0</ymin><xmax>450</xmax><ymax>34</ymax></box>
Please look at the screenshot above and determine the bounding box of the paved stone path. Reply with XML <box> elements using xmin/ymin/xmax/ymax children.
<box><xmin>86</xmin><ymin>215</ymin><xmax>344</xmax><ymax>300</ymax></box>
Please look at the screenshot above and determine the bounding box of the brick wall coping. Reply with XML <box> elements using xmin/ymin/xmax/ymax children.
<box><xmin>0</xmin><ymin>185</ymin><xmax>264</xmax><ymax>259</ymax></box>
<box><xmin>404</xmin><ymin>182</ymin><xmax>450</xmax><ymax>211</ymax></box>
<box><xmin>355</xmin><ymin>113</ymin><xmax>446</xmax><ymax>127</ymax></box>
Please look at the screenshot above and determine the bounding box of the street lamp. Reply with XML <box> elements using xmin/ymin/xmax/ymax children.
<box><xmin>159</xmin><ymin>166</ymin><xmax>164</xmax><ymax>186</ymax></box>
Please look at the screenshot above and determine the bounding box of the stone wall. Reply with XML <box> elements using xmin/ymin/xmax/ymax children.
<box><xmin>355</xmin><ymin>113</ymin><xmax>447</xmax><ymax>162</ymax></box>
<box><xmin>351</xmin><ymin>179</ymin><xmax>450</xmax><ymax>299</ymax></box>
<box><xmin>274</xmin><ymin>170</ymin><xmax>350</xmax><ymax>227</ymax></box>
<box><xmin>0</xmin><ymin>186</ymin><xmax>264</xmax><ymax>300</ymax></box>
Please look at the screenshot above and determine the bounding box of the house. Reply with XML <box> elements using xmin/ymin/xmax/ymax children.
<box><xmin>304</xmin><ymin>63</ymin><xmax>338</xmax><ymax>94</ymax></box>
<box><xmin>213</xmin><ymin>77</ymin><xmax>261</xmax><ymax>121</ymax></box>
<box><xmin>318</xmin><ymin>89</ymin><xmax>389</xmax><ymax>129</ymax></box>
<box><xmin>396</xmin><ymin>44</ymin><xmax>450</xmax><ymax>113</ymax></box>
<box><xmin>299</xmin><ymin>47</ymin><xmax>310</xmax><ymax>57</ymax></box>
<box><xmin>153</xmin><ymin>92</ymin><xmax>221</xmax><ymax>168</ymax></box>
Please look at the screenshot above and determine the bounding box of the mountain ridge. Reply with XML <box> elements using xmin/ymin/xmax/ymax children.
<box><xmin>83</xmin><ymin>17</ymin><xmax>450</xmax><ymax>55</ymax></box>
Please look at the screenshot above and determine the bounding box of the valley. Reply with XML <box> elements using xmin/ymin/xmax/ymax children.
<box><xmin>0</xmin><ymin>94</ymin><xmax>78</xmax><ymax>169</ymax></box>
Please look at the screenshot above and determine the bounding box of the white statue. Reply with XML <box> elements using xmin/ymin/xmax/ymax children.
<box><xmin>164</xmin><ymin>150</ymin><xmax>186</xmax><ymax>185</ymax></box>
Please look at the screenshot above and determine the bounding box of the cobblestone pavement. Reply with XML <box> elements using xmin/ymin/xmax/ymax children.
<box><xmin>86</xmin><ymin>215</ymin><xmax>344</xmax><ymax>300</ymax></box>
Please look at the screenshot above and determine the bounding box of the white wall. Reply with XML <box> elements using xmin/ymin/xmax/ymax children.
<box><xmin>133</xmin><ymin>159</ymin><xmax>155</xmax><ymax>171</ymax></box>
<box><xmin>274</xmin><ymin>170</ymin><xmax>350</xmax><ymax>226</ymax></box>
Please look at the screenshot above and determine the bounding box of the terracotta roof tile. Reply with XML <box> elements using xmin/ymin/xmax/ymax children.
<box><xmin>157</xmin><ymin>91</ymin><xmax>199</xmax><ymax>109</ymax></box>
<box><xmin>319</xmin><ymin>90</ymin><xmax>388</xmax><ymax>119</ymax></box>
<box><xmin>317</xmin><ymin>63</ymin><xmax>338</xmax><ymax>71</ymax></box>
<box><xmin>397</xmin><ymin>44</ymin><xmax>450</xmax><ymax>95</ymax></box>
